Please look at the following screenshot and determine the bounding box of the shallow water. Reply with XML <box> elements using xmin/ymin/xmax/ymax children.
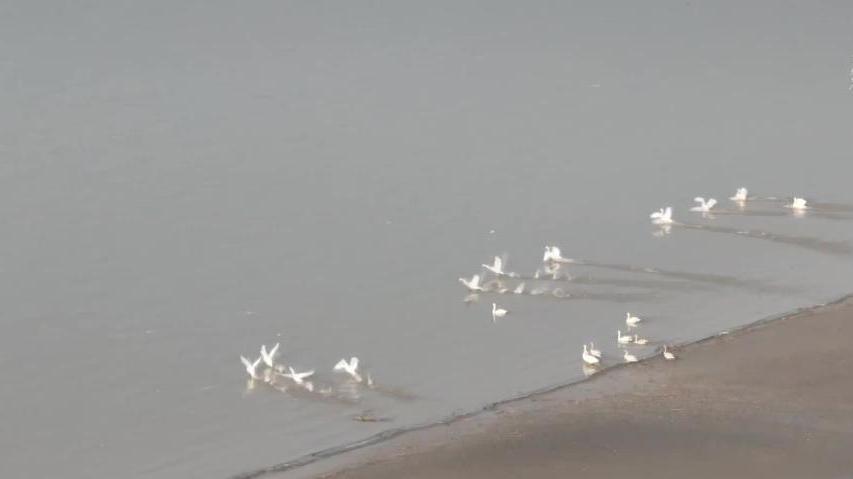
<box><xmin>2</xmin><ymin>2</ymin><xmax>853</xmax><ymax>478</ymax></box>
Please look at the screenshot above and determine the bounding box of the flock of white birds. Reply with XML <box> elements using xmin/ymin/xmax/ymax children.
<box><xmin>460</xmin><ymin>187</ymin><xmax>814</xmax><ymax>372</ymax></box>
<box><xmin>462</xmin><ymin>250</ymin><xmax>677</xmax><ymax>369</ymax></box>
<box><xmin>242</xmin><ymin>187</ymin><xmax>816</xmax><ymax>389</ymax></box>
<box><xmin>651</xmin><ymin>188</ymin><xmax>809</xmax><ymax>227</ymax></box>
<box><xmin>239</xmin><ymin>342</ymin><xmax>372</xmax><ymax>394</ymax></box>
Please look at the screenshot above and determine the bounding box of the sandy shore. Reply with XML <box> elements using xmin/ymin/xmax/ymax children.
<box><xmin>283</xmin><ymin>297</ymin><xmax>853</xmax><ymax>479</ymax></box>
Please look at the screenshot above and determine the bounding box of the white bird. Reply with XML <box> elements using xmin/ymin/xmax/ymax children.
<box><xmin>787</xmin><ymin>197</ymin><xmax>808</xmax><ymax>210</ymax></box>
<box><xmin>633</xmin><ymin>335</ymin><xmax>649</xmax><ymax>345</ymax></box>
<box><xmin>482</xmin><ymin>256</ymin><xmax>506</xmax><ymax>276</ymax></box>
<box><xmin>240</xmin><ymin>355</ymin><xmax>263</xmax><ymax>379</ymax></box>
<box><xmin>513</xmin><ymin>282</ymin><xmax>526</xmax><ymax>294</ymax></box>
<box><xmin>617</xmin><ymin>330</ymin><xmax>633</xmax><ymax>344</ymax></box>
<box><xmin>729</xmin><ymin>187</ymin><xmax>748</xmax><ymax>202</ymax></box>
<box><xmin>459</xmin><ymin>274</ymin><xmax>484</xmax><ymax>292</ymax></box>
<box><xmin>543</xmin><ymin>246</ymin><xmax>573</xmax><ymax>264</ymax></box>
<box><xmin>582</xmin><ymin>344</ymin><xmax>600</xmax><ymax>365</ymax></box>
<box><xmin>282</xmin><ymin>367</ymin><xmax>315</xmax><ymax>385</ymax></box>
<box><xmin>662</xmin><ymin>345</ymin><xmax>676</xmax><ymax>360</ymax></box>
<box><xmin>690</xmin><ymin>197</ymin><xmax>717</xmax><ymax>213</ymax></box>
<box><xmin>626</xmin><ymin>312</ymin><xmax>643</xmax><ymax>327</ymax></box>
<box><xmin>491</xmin><ymin>303</ymin><xmax>508</xmax><ymax>322</ymax></box>
<box><xmin>650</xmin><ymin>207</ymin><xmax>674</xmax><ymax>225</ymax></box>
<box><xmin>334</xmin><ymin>357</ymin><xmax>363</xmax><ymax>383</ymax></box>
<box><xmin>260</xmin><ymin>342</ymin><xmax>280</xmax><ymax>368</ymax></box>
<box><xmin>589</xmin><ymin>342</ymin><xmax>602</xmax><ymax>358</ymax></box>
<box><xmin>623</xmin><ymin>350</ymin><xmax>638</xmax><ymax>363</ymax></box>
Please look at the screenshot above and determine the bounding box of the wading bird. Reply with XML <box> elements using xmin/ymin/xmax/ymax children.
<box><xmin>589</xmin><ymin>342</ymin><xmax>602</xmax><ymax>358</ymax></box>
<box><xmin>582</xmin><ymin>344</ymin><xmax>600</xmax><ymax>365</ymax></box>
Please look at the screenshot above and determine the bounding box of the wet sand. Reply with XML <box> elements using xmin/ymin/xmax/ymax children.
<box><xmin>294</xmin><ymin>297</ymin><xmax>853</xmax><ymax>479</ymax></box>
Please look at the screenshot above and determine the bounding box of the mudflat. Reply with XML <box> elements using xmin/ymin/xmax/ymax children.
<box><xmin>300</xmin><ymin>298</ymin><xmax>853</xmax><ymax>479</ymax></box>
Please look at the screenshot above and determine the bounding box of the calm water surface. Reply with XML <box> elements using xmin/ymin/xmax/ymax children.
<box><xmin>1</xmin><ymin>2</ymin><xmax>853</xmax><ymax>478</ymax></box>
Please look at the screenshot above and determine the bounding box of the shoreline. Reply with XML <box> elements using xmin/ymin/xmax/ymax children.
<box><xmin>237</xmin><ymin>294</ymin><xmax>853</xmax><ymax>479</ymax></box>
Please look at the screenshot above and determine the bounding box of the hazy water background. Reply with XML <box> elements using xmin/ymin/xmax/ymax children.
<box><xmin>1</xmin><ymin>1</ymin><xmax>853</xmax><ymax>478</ymax></box>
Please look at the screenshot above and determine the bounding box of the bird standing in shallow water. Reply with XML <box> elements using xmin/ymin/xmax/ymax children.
<box><xmin>582</xmin><ymin>344</ymin><xmax>600</xmax><ymax>365</ymax></box>
<box><xmin>663</xmin><ymin>345</ymin><xmax>676</xmax><ymax>360</ymax></box>
<box><xmin>623</xmin><ymin>350</ymin><xmax>638</xmax><ymax>363</ymax></box>
<box><xmin>588</xmin><ymin>342</ymin><xmax>602</xmax><ymax>358</ymax></box>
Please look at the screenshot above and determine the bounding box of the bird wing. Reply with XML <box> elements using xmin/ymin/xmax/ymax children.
<box><xmin>471</xmin><ymin>274</ymin><xmax>480</xmax><ymax>286</ymax></box>
<box><xmin>707</xmin><ymin>198</ymin><xmax>717</xmax><ymax>208</ymax></box>
<box><xmin>296</xmin><ymin>370</ymin><xmax>315</xmax><ymax>380</ymax></box>
<box><xmin>260</xmin><ymin>345</ymin><xmax>270</xmax><ymax>363</ymax></box>
<box><xmin>269</xmin><ymin>342</ymin><xmax>280</xmax><ymax>357</ymax></box>
<box><xmin>493</xmin><ymin>256</ymin><xmax>502</xmax><ymax>270</ymax></box>
<box><xmin>241</xmin><ymin>356</ymin><xmax>252</xmax><ymax>370</ymax></box>
<box><xmin>552</xmin><ymin>246</ymin><xmax>561</xmax><ymax>258</ymax></box>
<box><xmin>252</xmin><ymin>356</ymin><xmax>262</xmax><ymax>369</ymax></box>
<box><xmin>334</xmin><ymin>359</ymin><xmax>348</xmax><ymax>370</ymax></box>
<box><xmin>694</xmin><ymin>197</ymin><xmax>704</xmax><ymax>204</ymax></box>
<box><xmin>350</xmin><ymin>357</ymin><xmax>359</xmax><ymax>370</ymax></box>
<box><xmin>664</xmin><ymin>207</ymin><xmax>672</xmax><ymax>217</ymax></box>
